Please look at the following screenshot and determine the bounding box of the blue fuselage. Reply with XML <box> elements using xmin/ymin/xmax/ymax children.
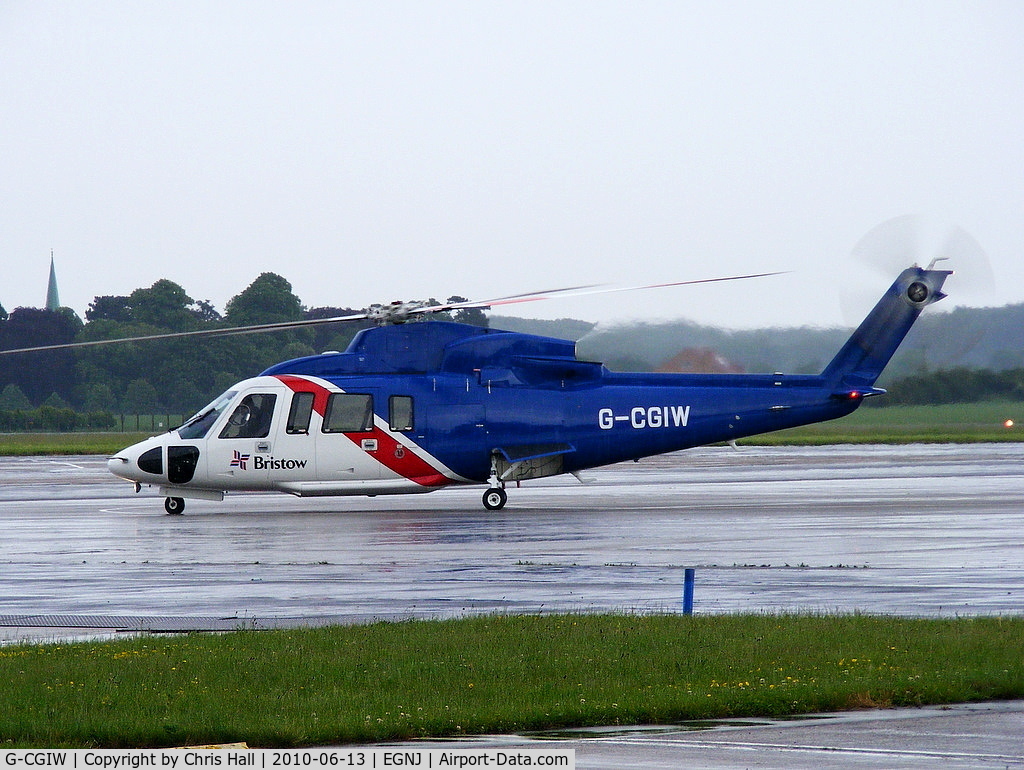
<box><xmin>263</xmin><ymin>323</ymin><xmax>860</xmax><ymax>483</ymax></box>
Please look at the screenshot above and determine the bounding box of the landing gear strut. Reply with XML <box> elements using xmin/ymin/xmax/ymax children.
<box><xmin>164</xmin><ymin>496</ymin><xmax>185</xmax><ymax>515</ymax></box>
<box><xmin>483</xmin><ymin>453</ymin><xmax>508</xmax><ymax>510</ymax></box>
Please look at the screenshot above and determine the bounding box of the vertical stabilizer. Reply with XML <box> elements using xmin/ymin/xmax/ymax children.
<box><xmin>821</xmin><ymin>265</ymin><xmax>952</xmax><ymax>389</ymax></box>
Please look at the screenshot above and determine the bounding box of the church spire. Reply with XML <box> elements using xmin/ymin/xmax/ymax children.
<box><xmin>46</xmin><ymin>250</ymin><xmax>61</xmax><ymax>311</ymax></box>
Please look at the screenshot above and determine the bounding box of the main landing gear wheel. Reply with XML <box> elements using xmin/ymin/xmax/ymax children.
<box><xmin>164</xmin><ymin>496</ymin><xmax>185</xmax><ymax>515</ymax></box>
<box><xmin>482</xmin><ymin>487</ymin><xmax>507</xmax><ymax>511</ymax></box>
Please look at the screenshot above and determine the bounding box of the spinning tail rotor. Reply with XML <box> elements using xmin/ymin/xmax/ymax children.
<box><xmin>841</xmin><ymin>214</ymin><xmax>994</xmax><ymax>324</ymax></box>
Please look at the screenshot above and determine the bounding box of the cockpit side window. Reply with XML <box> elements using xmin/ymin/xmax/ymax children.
<box><xmin>322</xmin><ymin>393</ymin><xmax>374</xmax><ymax>433</ymax></box>
<box><xmin>287</xmin><ymin>391</ymin><xmax>315</xmax><ymax>435</ymax></box>
<box><xmin>219</xmin><ymin>393</ymin><xmax>277</xmax><ymax>439</ymax></box>
<box><xmin>177</xmin><ymin>390</ymin><xmax>237</xmax><ymax>440</ymax></box>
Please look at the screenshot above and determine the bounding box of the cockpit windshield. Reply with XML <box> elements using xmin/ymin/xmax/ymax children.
<box><xmin>176</xmin><ymin>390</ymin><xmax>238</xmax><ymax>440</ymax></box>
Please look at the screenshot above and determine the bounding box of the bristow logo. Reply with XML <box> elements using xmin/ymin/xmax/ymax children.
<box><xmin>252</xmin><ymin>456</ymin><xmax>308</xmax><ymax>470</ymax></box>
<box><xmin>229</xmin><ymin>451</ymin><xmax>309</xmax><ymax>471</ymax></box>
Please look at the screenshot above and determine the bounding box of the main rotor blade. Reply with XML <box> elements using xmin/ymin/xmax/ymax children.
<box><xmin>0</xmin><ymin>285</ymin><xmax>614</xmax><ymax>354</ymax></box>
<box><xmin>561</xmin><ymin>271</ymin><xmax>789</xmax><ymax>299</ymax></box>
<box><xmin>0</xmin><ymin>311</ymin><xmax>372</xmax><ymax>356</ymax></box>
<box><xmin>0</xmin><ymin>271</ymin><xmax>784</xmax><ymax>355</ymax></box>
<box><xmin>409</xmin><ymin>272</ymin><xmax>787</xmax><ymax>316</ymax></box>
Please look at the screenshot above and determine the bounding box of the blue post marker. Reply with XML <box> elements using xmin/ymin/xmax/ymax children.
<box><xmin>683</xmin><ymin>568</ymin><xmax>695</xmax><ymax>615</ymax></box>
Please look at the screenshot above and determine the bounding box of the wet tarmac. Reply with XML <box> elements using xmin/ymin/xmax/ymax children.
<box><xmin>394</xmin><ymin>700</ymin><xmax>1024</xmax><ymax>769</ymax></box>
<box><xmin>1</xmin><ymin>443</ymin><xmax>1022</xmax><ymax>766</ymax></box>
<box><xmin>1</xmin><ymin>443</ymin><xmax>1022</xmax><ymax>631</ymax></box>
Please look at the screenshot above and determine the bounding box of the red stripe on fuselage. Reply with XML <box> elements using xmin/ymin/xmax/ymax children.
<box><xmin>276</xmin><ymin>374</ymin><xmax>331</xmax><ymax>417</ymax></box>
<box><xmin>364</xmin><ymin>429</ymin><xmax>450</xmax><ymax>487</ymax></box>
<box><xmin>275</xmin><ymin>375</ymin><xmax>451</xmax><ymax>487</ymax></box>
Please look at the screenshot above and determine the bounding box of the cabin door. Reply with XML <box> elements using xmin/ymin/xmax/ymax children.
<box><xmin>314</xmin><ymin>391</ymin><xmax>383</xmax><ymax>481</ymax></box>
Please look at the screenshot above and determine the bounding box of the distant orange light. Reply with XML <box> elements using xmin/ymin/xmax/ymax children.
<box><xmin>1004</xmin><ymin>419</ymin><xmax>1015</xmax><ymax>429</ymax></box>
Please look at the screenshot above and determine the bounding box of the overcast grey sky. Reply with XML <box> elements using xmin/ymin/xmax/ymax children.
<box><xmin>2</xmin><ymin>1</ymin><xmax>1022</xmax><ymax>329</ymax></box>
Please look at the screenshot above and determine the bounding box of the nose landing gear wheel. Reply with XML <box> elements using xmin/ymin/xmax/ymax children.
<box><xmin>482</xmin><ymin>487</ymin><xmax>507</xmax><ymax>511</ymax></box>
<box><xmin>164</xmin><ymin>496</ymin><xmax>185</xmax><ymax>515</ymax></box>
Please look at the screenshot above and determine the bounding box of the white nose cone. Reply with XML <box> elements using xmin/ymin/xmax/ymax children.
<box><xmin>107</xmin><ymin>454</ymin><xmax>132</xmax><ymax>480</ymax></box>
<box><xmin>105</xmin><ymin>436</ymin><xmax>164</xmax><ymax>483</ymax></box>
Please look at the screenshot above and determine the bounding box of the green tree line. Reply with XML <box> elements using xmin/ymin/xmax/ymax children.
<box><xmin>0</xmin><ymin>274</ymin><xmax>485</xmax><ymax>418</ymax></box>
<box><xmin>868</xmin><ymin>367</ymin><xmax>1024</xmax><ymax>406</ymax></box>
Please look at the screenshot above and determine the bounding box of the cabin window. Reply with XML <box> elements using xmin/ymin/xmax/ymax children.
<box><xmin>389</xmin><ymin>395</ymin><xmax>414</xmax><ymax>432</ymax></box>
<box><xmin>286</xmin><ymin>392</ymin><xmax>315</xmax><ymax>434</ymax></box>
<box><xmin>219</xmin><ymin>393</ymin><xmax>277</xmax><ymax>439</ymax></box>
<box><xmin>322</xmin><ymin>393</ymin><xmax>374</xmax><ymax>433</ymax></box>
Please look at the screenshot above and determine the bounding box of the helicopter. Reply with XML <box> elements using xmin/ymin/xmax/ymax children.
<box><xmin>3</xmin><ymin>262</ymin><xmax>952</xmax><ymax>513</ymax></box>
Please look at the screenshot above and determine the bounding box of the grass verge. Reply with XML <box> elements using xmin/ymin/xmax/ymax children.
<box><xmin>0</xmin><ymin>433</ymin><xmax>151</xmax><ymax>456</ymax></box>
<box><xmin>3</xmin><ymin>403</ymin><xmax>1024</xmax><ymax>456</ymax></box>
<box><xmin>2</xmin><ymin>613</ymin><xmax>1022</xmax><ymax>748</ymax></box>
<box><xmin>743</xmin><ymin>401</ymin><xmax>1024</xmax><ymax>445</ymax></box>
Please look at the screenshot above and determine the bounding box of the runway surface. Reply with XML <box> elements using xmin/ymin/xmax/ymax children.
<box><xmin>1</xmin><ymin>443</ymin><xmax>1021</xmax><ymax>632</ymax></box>
<box><xmin>2</xmin><ymin>443</ymin><xmax>1022</xmax><ymax>767</ymax></box>
<box><xmin>395</xmin><ymin>700</ymin><xmax>1024</xmax><ymax>769</ymax></box>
